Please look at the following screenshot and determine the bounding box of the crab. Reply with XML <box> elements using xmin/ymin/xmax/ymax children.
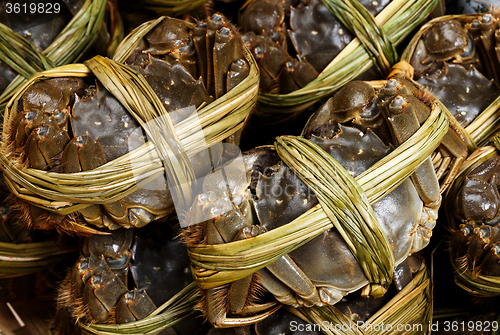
<box><xmin>204</xmin><ymin>254</ymin><xmax>424</xmax><ymax>335</ymax></box>
<box><xmin>411</xmin><ymin>14</ymin><xmax>500</xmax><ymax>130</ymax></box>
<box><xmin>53</xmin><ymin>221</ymin><xmax>207</xmax><ymax>334</ymax></box>
<box><xmin>0</xmin><ymin>0</ymin><xmax>68</xmax><ymax>92</ymax></box>
<box><xmin>181</xmin><ymin>75</ymin><xmax>442</xmax><ymax>327</ymax></box>
<box><xmin>240</xmin><ymin>0</ymin><xmax>392</xmax><ymax>94</ymax></box>
<box><xmin>451</xmin><ymin>153</ymin><xmax>500</xmax><ymax>278</ymax></box>
<box><xmin>3</xmin><ymin>13</ymin><xmax>249</xmax><ymax>233</ymax></box>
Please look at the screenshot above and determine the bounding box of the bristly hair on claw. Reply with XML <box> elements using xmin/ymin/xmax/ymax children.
<box><xmin>196</xmin><ymin>283</ymin><xmax>231</xmax><ymax>321</ymax></box>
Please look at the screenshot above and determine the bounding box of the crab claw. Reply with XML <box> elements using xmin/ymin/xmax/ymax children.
<box><xmin>227</xmin><ymin>59</ymin><xmax>250</xmax><ymax>92</ymax></box>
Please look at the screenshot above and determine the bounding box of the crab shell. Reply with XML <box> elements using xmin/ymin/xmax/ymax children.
<box><xmin>410</xmin><ymin>14</ymin><xmax>500</xmax><ymax>127</ymax></box>
<box><xmin>241</xmin><ymin>0</ymin><xmax>392</xmax><ymax>94</ymax></box>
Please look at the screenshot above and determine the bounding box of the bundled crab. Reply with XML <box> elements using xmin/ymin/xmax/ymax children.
<box><xmin>0</xmin><ymin>12</ymin><xmax>257</xmax><ymax>235</ymax></box>
<box><xmin>402</xmin><ymin>10</ymin><xmax>500</xmax><ymax>297</ymax></box>
<box><xmin>237</xmin><ymin>0</ymin><xmax>441</xmax><ymax>121</ymax></box>
<box><xmin>404</xmin><ymin>11</ymin><xmax>500</xmax><ymax>146</ymax></box>
<box><xmin>445</xmin><ymin>143</ymin><xmax>500</xmax><ymax>297</ymax></box>
<box><xmin>179</xmin><ymin>73</ymin><xmax>442</xmax><ymax>329</ymax></box>
<box><xmin>52</xmin><ymin>222</ymin><xmax>206</xmax><ymax>334</ymax></box>
<box><xmin>52</xmin><ymin>71</ymin><xmax>437</xmax><ymax>334</ymax></box>
<box><xmin>240</xmin><ymin>0</ymin><xmax>389</xmax><ymax>94</ymax></box>
<box><xmin>202</xmin><ymin>251</ymin><xmax>428</xmax><ymax>335</ymax></box>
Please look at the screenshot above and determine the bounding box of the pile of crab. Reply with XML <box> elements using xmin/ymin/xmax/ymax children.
<box><xmin>5</xmin><ymin>3</ymin><xmax>500</xmax><ymax>335</ymax></box>
<box><xmin>404</xmin><ymin>11</ymin><xmax>500</xmax><ymax>297</ymax></box>
<box><xmin>45</xmin><ymin>71</ymin><xmax>443</xmax><ymax>334</ymax></box>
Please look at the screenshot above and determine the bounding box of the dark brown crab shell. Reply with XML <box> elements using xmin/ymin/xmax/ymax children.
<box><xmin>410</xmin><ymin>14</ymin><xmax>500</xmax><ymax>126</ymax></box>
<box><xmin>240</xmin><ymin>0</ymin><xmax>393</xmax><ymax>94</ymax></box>
<box><xmin>288</xmin><ymin>0</ymin><xmax>354</xmax><ymax>73</ymax></box>
<box><xmin>416</xmin><ymin>63</ymin><xmax>500</xmax><ymax>127</ymax></box>
<box><xmin>240</xmin><ymin>0</ymin><xmax>286</xmax><ymax>45</ymax></box>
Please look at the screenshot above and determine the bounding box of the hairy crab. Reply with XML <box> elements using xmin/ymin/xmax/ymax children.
<box><xmin>409</xmin><ymin>13</ymin><xmax>500</xmax><ymax>135</ymax></box>
<box><xmin>2</xmin><ymin>13</ymin><xmax>249</xmax><ymax>233</ymax></box>
<box><xmin>181</xmin><ymin>75</ymin><xmax>441</xmax><ymax>327</ymax></box>
<box><xmin>240</xmin><ymin>0</ymin><xmax>390</xmax><ymax>94</ymax></box>
<box><xmin>449</xmin><ymin>152</ymin><xmax>500</xmax><ymax>282</ymax></box>
<box><xmin>53</xmin><ymin>221</ymin><xmax>207</xmax><ymax>334</ymax></box>
<box><xmin>205</xmin><ymin>253</ymin><xmax>428</xmax><ymax>334</ymax></box>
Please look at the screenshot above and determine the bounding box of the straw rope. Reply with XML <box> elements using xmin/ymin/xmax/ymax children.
<box><xmin>401</xmin><ymin>13</ymin><xmax>500</xmax><ymax>296</ymax></box>
<box><xmin>275</xmin><ymin>136</ymin><xmax>394</xmax><ymax>296</ymax></box>
<box><xmin>287</xmin><ymin>259</ymin><xmax>431</xmax><ymax>335</ymax></box>
<box><xmin>79</xmin><ymin>282</ymin><xmax>201</xmax><ymax>335</ymax></box>
<box><xmin>444</xmin><ymin>145</ymin><xmax>500</xmax><ymax>297</ymax></box>
<box><xmin>320</xmin><ymin>0</ymin><xmax>397</xmax><ymax>76</ymax></box>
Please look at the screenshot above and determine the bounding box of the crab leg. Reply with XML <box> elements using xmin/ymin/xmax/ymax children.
<box><xmin>379</xmin><ymin>86</ymin><xmax>441</xmax><ymax>207</ymax></box>
<box><xmin>214</xmin><ymin>27</ymin><xmax>243</xmax><ymax>99</ymax></box>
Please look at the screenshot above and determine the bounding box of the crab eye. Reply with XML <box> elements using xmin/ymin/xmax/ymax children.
<box><xmin>386</xmin><ymin>79</ymin><xmax>399</xmax><ymax>89</ymax></box>
<box><xmin>481</xmin><ymin>14</ymin><xmax>492</xmax><ymax>24</ymax></box>
<box><xmin>270</xmin><ymin>30</ymin><xmax>281</xmax><ymax>41</ymax></box>
<box><xmin>388</xmin><ymin>95</ymin><xmax>408</xmax><ymax>115</ymax></box>
<box><xmin>78</xmin><ymin>258</ymin><xmax>89</xmax><ymax>271</ymax></box>
<box><xmin>35</xmin><ymin>126</ymin><xmax>49</xmax><ymax>137</ymax></box>
<box><xmin>491</xmin><ymin>244</ymin><xmax>500</xmax><ymax>256</ymax></box>
<box><xmin>219</xmin><ymin>27</ymin><xmax>231</xmax><ymax>36</ymax></box>
<box><xmin>179</xmin><ymin>38</ymin><xmax>194</xmax><ymax>53</ymax></box>
<box><xmin>211</xmin><ymin>13</ymin><xmax>222</xmax><ymax>22</ymax></box>
<box><xmin>459</xmin><ymin>34</ymin><xmax>475</xmax><ymax>58</ymax></box>
<box><xmin>75</xmin><ymin>135</ymin><xmax>87</xmax><ymax>146</ymax></box>
<box><xmin>254</xmin><ymin>45</ymin><xmax>265</xmax><ymax>58</ymax></box>
<box><xmin>471</xmin><ymin>19</ymin><xmax>480</xmax><ymax>29</ymax></box>
<box><xmin>124</xmin><ymin>291</ymin><xmax>134</xmax><ymax>301</ymax></box>
<box><xmin>25</xmin><ymin>110</ymin><xmax>38</xmax><ymax>120</ymax></box>
<box><xmin>106</xmin><ymin>254</ymin><xmax>128</xmax><ymax>269</ymax></box>
<box><xmin>91</xmin><ymin>274</ymin><xmax>102</xmax><ymax>286</ymax></box>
